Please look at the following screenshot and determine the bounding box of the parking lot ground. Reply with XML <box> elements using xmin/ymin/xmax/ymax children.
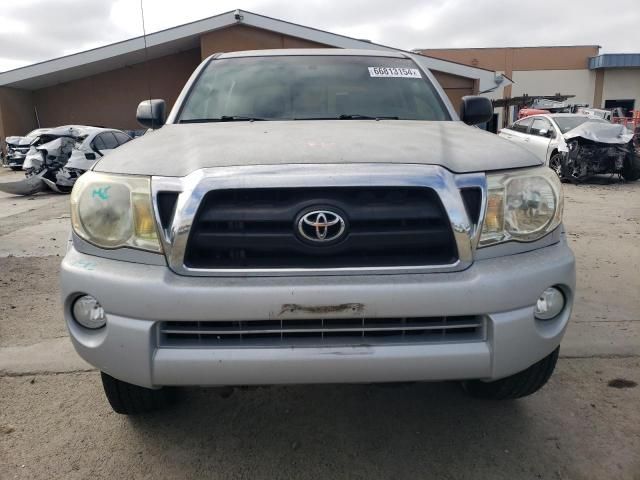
<box><xmin>1</xmin><ymin>167</ymin><xmax>639</xmax><ymax>479</ymax></box>
<box><xmin>1</xmin><ymin>357</ymin><xmax>639</xmax><ymax>480</ymax></box>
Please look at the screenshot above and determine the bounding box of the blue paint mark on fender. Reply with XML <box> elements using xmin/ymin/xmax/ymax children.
<box><xmin>73</xmin><ymin>260</ymin><xmax>97</xmax><ymax>271</ymax></box>
<box><xmin>92</xmin><ymin>186</ymin><xmax>111</xmax><ymax>200</ymax></box>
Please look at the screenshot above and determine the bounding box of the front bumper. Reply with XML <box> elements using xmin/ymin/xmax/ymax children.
<box><xmin>61</xmin><ymin>239</ymin><xmax>575</xmax><ymax>388</ymax></box>
<box><xmin>7</xmin><ymin>153</ymin><xmax>25</xmax><ymax>167</ymax></box>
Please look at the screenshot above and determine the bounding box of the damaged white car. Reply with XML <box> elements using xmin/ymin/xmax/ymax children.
<box><xmin>499</xmin><ymin>113</ymin><xmax>640</xmax><ymax>182</ymax></box>
<box><xmin>0</xmin><ymin>126</ymin><xmax>131</xmax><ymax>195</ymax></box>
<box><xmin>3</xmin><ymin>128</ymin><xmax>51</xmax><ymax>170</ymax></box>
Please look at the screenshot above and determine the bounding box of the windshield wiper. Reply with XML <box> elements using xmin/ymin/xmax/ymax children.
<box><xmin>338</xmin><ymin>114</ymin><xmax>399</xmax><ymax>120</ymax></box>
<box><xmin>180</xmin><ymin>116</ymin><xmax>268</xmax><ymax>123</ymax></box>
<box><xmin>219</xmin><ymin>115</ymin><xmax>268</xmax><ymax>122</ymax></box>
<box><xmin>294</xmin><ymin>115</ymin><xmax>400</xmax><ymax>120</ymax></box>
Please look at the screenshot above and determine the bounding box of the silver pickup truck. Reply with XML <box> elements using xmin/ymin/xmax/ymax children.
<box><xmin>61</xmin><ymin>49</ymin><xmax>575</xmax><ymax>414</ymax></box>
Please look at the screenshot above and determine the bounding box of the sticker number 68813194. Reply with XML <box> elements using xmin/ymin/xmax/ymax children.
<box><xmin>368</xmin><ymin>67</ymin><xmax>422</xmax><ymax>78</ymax></box>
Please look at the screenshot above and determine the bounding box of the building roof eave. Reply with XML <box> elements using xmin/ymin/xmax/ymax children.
<box><xmin>589</xmin><ymin>53</ymin><xmax>640</xmax><ymax>69</ymax></box>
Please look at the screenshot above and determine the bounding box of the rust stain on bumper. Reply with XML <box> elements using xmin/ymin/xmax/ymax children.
<box><xmin>279</xmin><ymin>303</ymin><xmax>365</xmax><ymax>316</ymax></box>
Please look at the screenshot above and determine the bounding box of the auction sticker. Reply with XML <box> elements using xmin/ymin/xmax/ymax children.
<box><xmin>368</xmin><ymin>67</ymin><xmax>421</xmax><ymax>78</ymax></box>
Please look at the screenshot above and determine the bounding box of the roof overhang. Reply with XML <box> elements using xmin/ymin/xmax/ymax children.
<box><xmin>589</xmin><ymin>53</ymin><xmax>640</xmax><ymax>69</ymax></box>
<box><xmin>0</xmin><ymin>9</ymin><xmax>505</xmax><ymax>92</ymax></box>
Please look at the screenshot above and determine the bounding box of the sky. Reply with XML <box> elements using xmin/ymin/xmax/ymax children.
<box><xmin>0</xmin><ymin>0</ymin><xmax>638</xmax><ymax>73</ymax></box>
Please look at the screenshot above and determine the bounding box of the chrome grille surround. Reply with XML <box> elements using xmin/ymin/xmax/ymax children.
<box><xmin>151</xmin><ymin>164</ymin><xmax>487</xmax><ymax>277</ymax></box>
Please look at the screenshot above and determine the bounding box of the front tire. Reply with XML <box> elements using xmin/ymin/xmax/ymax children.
<box><xmin>462</xmin><ymin>347</ymin><xmax>559</xmax><ymax>399</ymax></box>
<box><xmin>101</xmin><ymin>372</ymin><xmax>177</xmax><ymax>414</ymax></box>
<box><xmin>9</xmin><ymin>166</ymin><xmax>22</xmax><ymax>171</ymax></box>
<box><xmin>549</xmin><ymin>152</ymin><xmax>563</xmax><ymax>179</ymax></box>
<box><xmin>622</xmin><ymin>151</ymin><xmax>640</xmax><ymax>182</ymax></box>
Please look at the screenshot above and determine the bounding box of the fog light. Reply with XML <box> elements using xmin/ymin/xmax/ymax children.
<box><xmin>72</xmin><ymin>295</ymin><xmax>106</xmax><ymax>329</ymax></box>
<box><xmin>534</xmin><ymin>287</ymin><xmax>565</xmax><ymax>320</ymax></box>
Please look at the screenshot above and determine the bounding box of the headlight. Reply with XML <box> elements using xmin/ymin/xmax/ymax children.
<box><xmin>479</xmin><ymin>167</ymin><xmax>563</xmax><ymax>247</ymax></box>
<box><xmin>70</xmin><ymin>171</ymin><xmax>162</xmax><ymax>252</ymax></box>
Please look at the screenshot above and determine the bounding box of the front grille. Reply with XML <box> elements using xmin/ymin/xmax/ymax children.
<box><xmin>158</xmin><ymin>316</ymin><xmax>485</xmax><ymax>348</ymax></box>
<box><xmin>184</xmin><ymin>187</ymin><xmax>457</xmax><ymax>269</ymax></box>
<box><xmin>7</xmin><ymin>146</ymin><xmax>29</xmax><ymax>154</ymax></box>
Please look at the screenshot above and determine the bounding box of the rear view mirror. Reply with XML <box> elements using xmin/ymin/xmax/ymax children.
<box><xmin>460</xmin><ymin>96</ymin><xmax>493</xmax><ymax>126</ymax></box>
<box><xmin>136</xmin><ymin>99</ymin><xmax>166</xmax><ymax>129</ymax></box>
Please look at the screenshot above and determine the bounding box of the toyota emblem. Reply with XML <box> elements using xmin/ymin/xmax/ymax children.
<box><xmin>297</xmin><ymin>210</ymin><xmax>347</xmax><ymax>243</ymax></box>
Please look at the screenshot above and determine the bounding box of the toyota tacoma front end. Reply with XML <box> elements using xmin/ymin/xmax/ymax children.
<box><xmin>60</xmin><ymin>49</ymin><xmax>575</xmax><ymax>414</ymax></box>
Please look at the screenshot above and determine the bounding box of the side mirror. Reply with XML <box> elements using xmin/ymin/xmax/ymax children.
<box><xmin>136</xmin><ymin>99</ymin><xmax>166</xmax><ymax>129</ymax></box>
<box><xmin>460</xmin><ymin>96</ymin><xmax>493</xmax><ymax>126</ymax></box>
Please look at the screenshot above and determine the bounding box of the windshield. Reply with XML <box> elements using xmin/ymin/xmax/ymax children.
<box><xmin>554</xmin><ymin>116</ymin><xmax>609</xmax><ymax>134</ymax></box>
<box><xmin>177</xmin><ymin>56</ymin><xmax>450</xmax><ymax>122</ymax></box>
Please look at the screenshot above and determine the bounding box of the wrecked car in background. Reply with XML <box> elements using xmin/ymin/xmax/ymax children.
<box><xmin>3</xmin><ymin>128</ymin><xmax>51</xmax><ymax>170</ymax></box>
<box><xmin>0</xmin><ymin>126</ymin><xmax>131</xmax><ymax>195</ymax></box>
<box><xmin>499</xmin><ymin>113</ymin><xmax>640</xmax><ymax>182</ymax></box>
<box><xmin>562</xmin><ymin>122</ymin><xmax>639</xmax><ymax>182</ymax></box>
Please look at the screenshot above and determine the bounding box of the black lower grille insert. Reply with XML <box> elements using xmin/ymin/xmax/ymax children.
<box><xmin>185</xmin><ymin>187</ymin><xmax>457</xmax><ymax>269</ymax></box>
<box><xmin>158</xmin><ymin>316</ymin><xmax>485</xmax><ymax>348</ymax></box>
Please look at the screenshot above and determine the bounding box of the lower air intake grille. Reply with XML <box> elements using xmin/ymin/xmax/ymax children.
<box><xmin>158</xmin><ymin>316</ymin><xmax>485</xmax><ymax>348</ymax></box>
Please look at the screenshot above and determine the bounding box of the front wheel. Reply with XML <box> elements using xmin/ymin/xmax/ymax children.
<box><xmin>548</xmin><ymin>153</ymin><xmax>564</xmax><ymax>180</ymax></box>
<box><xmin>101</xmin><ymin>372</ymin><xmax>177</xmax><ymax>414</ymax></box>
<box><xmin>462</xmin><ymin>347</ymin><xmax>559</xmax><ymax>399</ymax></box>
<box><xmin>622</xmin><ymin>151</ymin><xmax>640</xmax><ymax>182</ymax></box>
<box><xmin>9</xmin><ymin>166</ymin><xmax>22</xmax><ymax>171</ymax></box>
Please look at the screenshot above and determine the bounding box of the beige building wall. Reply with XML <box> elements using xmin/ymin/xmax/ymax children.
<box><xmin>430</xmin><ymin>71</ymin><xmax>477</xmax><ymax>113</ymax></box>
<box><xmin>32</xmin><ymin>49</ymin><xmax>201</xmax><ymax>131</ymax></box>
<box><xmin>418</xmin><ymin>46</ymin><xmax>599</xmax><ymax>72</ymax></box>
<box><xmin>200</xmin><ymin>25</ymin><xmax>329</xmax><ymax>59</ymax></box>
<box><xmin>0</xmin><ymin>87</ymin><xmax>37</xmax><ymax>139</ymax></box>
<box><xmin>601</xmin><ymin>68</ymin><xmax>640</xmax><ymax>109</ymax></box>
<box><xmin>511</xmin><ymin>69</ymin><xmax>597</xmax><ymax>105</ymax></box>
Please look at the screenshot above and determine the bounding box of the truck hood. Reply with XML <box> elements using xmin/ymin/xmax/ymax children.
<box><xmin>94</xmin><ymin>120</ymin><xmax>542</xmax><ymax>177</ymax></box>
